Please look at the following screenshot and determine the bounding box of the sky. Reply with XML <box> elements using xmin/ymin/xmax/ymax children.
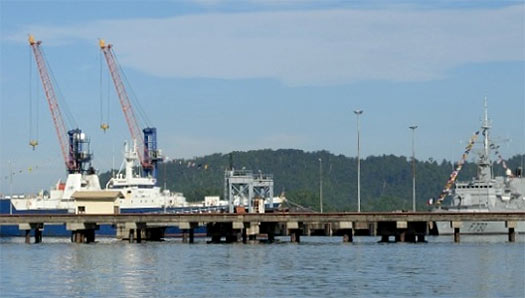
<box><xmin>1</xmin><ymin>0</ymin><xmax>524</xmax><ymax>193</ymax></box>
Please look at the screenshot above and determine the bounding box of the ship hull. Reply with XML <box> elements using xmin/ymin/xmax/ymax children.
<box><xmin>0</xmin><ymin>199</ymin><xmax>208</xmax><ymax>237</ymax></box>
<box><xmin>435</xmin><ymin>220</ymin><xmax>525</xmax><ymax>235</ymax></box>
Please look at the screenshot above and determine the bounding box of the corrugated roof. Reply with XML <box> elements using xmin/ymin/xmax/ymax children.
<box><xmin>72</xmin><ymin>191</ymin><xmax>124</xmax><ymax>200</ymax></box>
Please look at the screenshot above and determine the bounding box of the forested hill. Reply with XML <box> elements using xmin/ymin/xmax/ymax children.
<box><xmin>99</xmin><ymin>150</ymin><xmax>524</xmax><ymax>212</ymax></box>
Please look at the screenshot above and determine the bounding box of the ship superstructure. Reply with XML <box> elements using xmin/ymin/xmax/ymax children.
<box><xmin>106</xmin><ymin>141</ymin><xmax>187</xmax><ymax>211</ymax></box>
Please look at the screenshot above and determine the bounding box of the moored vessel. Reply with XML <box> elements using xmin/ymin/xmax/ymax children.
<box><xmin>433</xmin><ymin>99</ymin><xmax>525</xmax><ymax>235</ymax></box>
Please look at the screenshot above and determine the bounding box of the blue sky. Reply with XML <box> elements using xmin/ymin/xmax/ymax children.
<box><xmin>1</xmin><ymin>0</ymin><xmax>524</xmax><ymax>193</ymax></box>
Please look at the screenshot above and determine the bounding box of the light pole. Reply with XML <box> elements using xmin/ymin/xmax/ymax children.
<box><xmin>163</xmin><ymin>157</ymin><xmax>170</xmax><ymax>213</ymax></box>
<box><xmin>354</xmin><ymin>109</ymin><xmax>363</xmax><ymax>212</ymax></box>
<box><xmin>409</xmin><ymin>125</ymin><xmax>418</xmax><ymax>212</ymax></box>
<box><xmin>9</xmin><ymin>160</ymin><xmax>13</xmax><ymax>215</ymax></box>
<box><xmin>319</xmin><ymin>158</ymin><xmax>323</xmax><ymax>213</ymax></box>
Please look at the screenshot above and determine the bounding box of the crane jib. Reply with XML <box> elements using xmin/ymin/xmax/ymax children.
<box><xmin>29</xmin><ymin>35</ymin><xmax>92</xmax><ymax>174</ymax></box>
<box><xmin>99</xmin><ymin>40</ymin><xmax>162</xmax><ymax>179</ymax></box>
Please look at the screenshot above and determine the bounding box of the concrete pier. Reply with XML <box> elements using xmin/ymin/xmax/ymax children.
<box><xmin>2</xmin><ymin>212</ymin><xmax>524</xmax><ymax>244</ymax></box>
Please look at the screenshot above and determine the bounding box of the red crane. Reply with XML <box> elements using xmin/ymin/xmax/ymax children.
<box><xmin>99</xmin><ymin>39</ymin><xmax>161</xmax><ymax>178</ymax></box>
<box><xmin>29</xmin><ymin>35</ymin><xmax>91</xmax><ymax>173</ymax></box>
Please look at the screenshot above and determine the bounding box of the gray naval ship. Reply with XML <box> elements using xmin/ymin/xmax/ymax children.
<box><xmin>434</xmin><ymin>100</ymin><xmax>525</xmax><ymax>235</ymax></box>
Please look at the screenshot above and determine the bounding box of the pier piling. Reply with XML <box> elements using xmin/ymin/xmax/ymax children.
<box><xmin>34</xmin><ymin>228</ymin><xmax>42</xmax><ymax>243</ymax></box>
<box><xmin>182</xmin><ymin>229</ymin><xmax>189</xmax><ymax>243</ymax></box>
<box><xmin>19</xmin><ymin>223</ymin><xmax>44</xmax><ymax>244</ymax></box>
<box><xmin>128</xmin><ymin>229</ymin><xmax>134</xmax><ymax>243</ymax></box>
<box><xmin>24</xmin><ymin>230</ymin><xmax>31</xmax><ymax>244</ymax></box>
<box><xmin>454</xmin><ymin>228</ymin><xmax>460</xmax><ymax>243</ymax></box>
<box><xmin>506</xmin><ymin>221</ymin><xmax>516</xmax><ymax>242</ymax></box>
<box><xmin>451</xmin><ymin>221</ymin><xmax>462</xmax><ymax>243</ymax></box>
<box><xmin>290</xmin><ymin>230</ymin><xmax>301</xmax><ymax>243</ymax></box>
<box><xmin>508</xmin><ymin>228</ymin><xmax>515</xmax><ymax>242</ymax></box>
<box><xmin>342</xmin><ymin>230</ymin><xmax>353</xmax><ymax>243</ymax></box>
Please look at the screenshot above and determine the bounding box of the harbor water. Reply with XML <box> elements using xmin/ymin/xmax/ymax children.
<box><xmin>1</xmin><ymin>235</ymin><xmax>524</xmax><ymax>297</ymax></box>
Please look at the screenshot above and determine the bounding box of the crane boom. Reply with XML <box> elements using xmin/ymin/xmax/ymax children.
<box><xmin>99</xmin><ymin>39</ymin><xmax>160</xmax><ymax>177</ymax></box>
<box><xmin>29</xmin><ymin>35</ymin><xmax>74</xmax><ymax>171</ymax></box>
<box><xmin>29</xmin><ymin>35</ymin><xmax>92</xmax><ymax>174</ymax></box>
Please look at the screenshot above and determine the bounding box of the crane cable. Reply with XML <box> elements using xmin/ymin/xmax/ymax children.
<box><xmin>28</xmin><ymin>45</ymin><xmax>39</xmax><ymax>150</ymax></box>
<box><xmin>40</xmin><ymin>47</ymin><xmax>77</xmax><ymax>130</ymax></box>
<box><xmin>112</xmin><ymin>48</ymin><xmax>151</xmax><ymax>128</ymax></box>
<box><xmin>99</xmin><ymin>51</ymin><xmax>110</xmax><ymax>132</ymax></box>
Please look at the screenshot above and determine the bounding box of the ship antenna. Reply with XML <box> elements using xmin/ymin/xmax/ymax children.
<box><xmin>483</xmin><ymin>97</ymin><xmax>490</xmax><ymax>158</ymax></box>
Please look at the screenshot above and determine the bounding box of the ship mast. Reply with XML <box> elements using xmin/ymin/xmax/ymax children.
<box><xmin>478</xmin><ymin>97</ymin><xmax>492</xmax><ymax>182</ymax></box>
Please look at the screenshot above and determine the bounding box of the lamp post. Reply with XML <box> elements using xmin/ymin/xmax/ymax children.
<box><xmin>354</xmin><ymin>109</ymin><xmax>363</xmax><ymax>212</ymax></box>
<box><xmin>9</xmin><ymin>160</ymin><xmax>13</xmax><ymax>215</ymax></box>
<box><xmin>163</xmin><ymin>157</ymin><xmax>170</xmax><ymax>213</ymax></box>
<box><xmin>319</xmin><ymin>158</ymin><xmax>323</xmax><ymax>213</ymax></box>
<box><xmin>409</xmin><ymin>125</ymin><xmax>418</xmax><ymax>212</ymax></box>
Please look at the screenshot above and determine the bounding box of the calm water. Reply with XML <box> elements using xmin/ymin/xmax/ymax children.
<box><xmin>1</xmin><ymin>235</ymin><xmax>524</xmax><ymax>297</ymax></box>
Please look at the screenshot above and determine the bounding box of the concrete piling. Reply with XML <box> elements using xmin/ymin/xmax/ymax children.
<box><xmin>507</xmin><ymin>227</ymin><xmax>515</xmax><ymax>242</ymax></box>
<box><xmin>129</xmin><ymin>229</ymin><xmax>134</xmax><ymax>243</ymax></box>
<box><xmin>454</xmin><ymin>228</ymin><xmax>460</xmax><ymax>243</ymax></box>
<box><xmin>34</xmin><ymin>228</ymin><xmax>42</xmax><ymax>243</ymax></box>
<box><xmin>451</xmin><ymin>221</ymin><xmax>462</xmax><ymax>243</ymax></box>
<box><xmin>342</xmin><ymin>230</ymin><xmax>353</xmax><ymax>243</ymax></box>
<box><xmin>290</xmin><ymin>230</ymin><xmax>301</xmax><ymax>243</ymax></box>
<box><xmin>182</xmin><ymin>229</ymin><xmax>189</xmax><ymax>243</ymax></box>
<box><xmin>267</xmin><ymin>230</ymin><xmax>275</xmax><ymax>243</ymax></box>
<box><xmin>25</xmin><ymin>230</ymin><xmax>31</xmax><ymax>244</ymax></box>
<box><xmin>19</xmin><ymin>223</ymin><xmax>43</xmax><ymax>244</ymax></box>
<box><xmin>241</xmin><ymin>229</ymin><xmax>247</xmax><ymax>243</ymax></box>
<box><xmin>506</xmin><ymin>221</ymin><xmax>516</xmax><ymax>243</ymax></box>
<box><xmin>189</xmin><ymin>228</ymin><xmax>194</xmax><ymax>243</ymax></box>
<box><xmin>66</xmin><ymin>223</ymin><xmax>98</xmax><ymax>243</ymax></box>
<box><xmin>70</xmin><ymin>230</ymin><xmax>95</xmax><ymax>243</ymax></box>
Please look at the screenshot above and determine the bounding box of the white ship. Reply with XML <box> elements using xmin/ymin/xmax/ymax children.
<box><xmin>105</xmin><ymin>141</ymin><xmax>190</xmax><ymax>212</ymax></box>
<box><xmin>8</xmin><ymin>172</ymin><xmax>101</xmax><ymax>213</ymax></box>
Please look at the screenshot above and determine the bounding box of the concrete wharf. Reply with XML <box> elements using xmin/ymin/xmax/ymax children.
<box><xmin>1</xmin><ymin>212</ymin><xmax>524</xmax><ymax>244</ymax></box>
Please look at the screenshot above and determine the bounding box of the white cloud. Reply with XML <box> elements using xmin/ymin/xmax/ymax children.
<box><xmin>6</xmin><ymin>5</ymin><xmax>524</xmax><ymax>85</ymax></box>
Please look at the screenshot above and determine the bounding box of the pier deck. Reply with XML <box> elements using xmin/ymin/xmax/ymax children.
<box><xmin>1</xmin><ymin>212</ymin><xmax>524</xmax><ymax>244</ymax></box>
